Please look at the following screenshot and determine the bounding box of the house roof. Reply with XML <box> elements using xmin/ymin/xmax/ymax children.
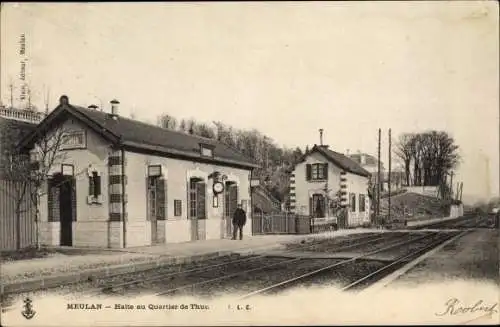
<box><xmin>19</xmin><ymin>97</ymin><xmax>259</xmax><ymax>170</ymax></box>
<box><xmin>349</xmin><ymin>153</ymin><xmax>380</xmax><ymax>166</ymax></box>
<box><xmin>302</xmin><ymin>145</ymin><xmax>372</xmax><ymax>178</ymax></box>
<box><xmin>1</xmin><ymin>117</ymin><xmax>37</xmax><ymax>150</ymax></box>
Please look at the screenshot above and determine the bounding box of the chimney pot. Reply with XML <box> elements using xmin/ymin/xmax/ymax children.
<box><xmin>319</xmin><ymin>128</ymin><xmax>324</xmax><ymax>146</ymax></box>
<box><xmin>110</xmin><ymin>99</ymin><xmax>120</xmax><ymax>116</ymax></box>
<box><xmin>346</xmin><ymin>149</ymin><xmax>350</xmax><ymax>156</ymax></box>
<box><xmin>59</xmin><ymin>95</ymin><xmax>69</xmax><ymax>105</ymax></box>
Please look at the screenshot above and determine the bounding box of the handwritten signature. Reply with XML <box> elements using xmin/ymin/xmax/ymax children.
<box><xmin>435</xmin><ymin>298</ymin><xmax>498</xmax><ymax>318</ymax></box>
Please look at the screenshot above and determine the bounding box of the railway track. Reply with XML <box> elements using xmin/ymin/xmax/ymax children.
<box><xmin>89</xmin><ymin>231</ymin><xmax>406</xmax><ymax>297</ymax></box>
<box><xmin>0</xmin><ymin>230</ymin><xmax>400</xmax><ymax>303</ymax></box>
<box><xmin>237</xmin><ymin>217</ymin><xmax>488</xmax><ymax>298</ymax></box>
<box><xmin>140</xmin><ymin>231</ymin><xmax>441</xmax><ymax>298</ymax></box>
<box><xmin>2</xmin><ymin>214</ymin><xmax>492</xmax><ymax>306</ymax></box>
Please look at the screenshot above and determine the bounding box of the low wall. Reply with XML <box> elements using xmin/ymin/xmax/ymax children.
<box><xmin>405</xmin><ymin>186</ymin><xmax>438</xmax><ymax>197</ymax></box>
<box><xmin>450</xmin><ymin>204</ymin><xmax>464</xmax><ymax>218</ymax></box>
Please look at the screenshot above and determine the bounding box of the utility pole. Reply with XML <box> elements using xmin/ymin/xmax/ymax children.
<box><xmin>27</xmin><ymin>86</ymin><xmax>32</xmax><ymax>110</ymax></box>
<box><xmin>377</xmin><ymin>128</ymin><xmax>381</xmax><ymax>224</ymax></box>
<box><xmin>44</xmin><ymin>86</ymin><xmax>50</xmax><ymax>114</ymax></box>
<box><xmin>9</xmin><ymin>82</ymin><xmax>14</xmax><ymax>108</ymax></box>
<box><xmin>388</xmin><ymin>128</ymin><xmax>392</xmax><ymax>222</ymax></box>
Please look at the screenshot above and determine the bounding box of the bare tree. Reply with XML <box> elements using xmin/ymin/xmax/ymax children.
<box><xmin>1</xmin><ymin>121</ymin><xmax>67</xmax><ymax>249</ymax></box>
<box><xmin>394</xmin><ymin>133</ymin><xmax>414</xmax><ymax>186</ymax></box>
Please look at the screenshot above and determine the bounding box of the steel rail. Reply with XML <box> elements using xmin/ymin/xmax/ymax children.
<box><xmin>236</xmin><ymin>232</ymin><xmax>441</xmax><ymax>299</ymax></box>
<box><xmin>152</xmin><ymin>232</ymin><xmax>433</xmax><ymax>297</ymax></box>
<box><xmin>76</xmin><ymin>231</ymin><xmax>393</xmax><ymax>298</ymax></box>
<box><xmin>340</xmin><ymin>230</ymin><xmax>471</xmax><ymax>291</ymax></box>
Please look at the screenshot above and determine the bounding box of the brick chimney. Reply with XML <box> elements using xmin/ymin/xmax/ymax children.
<box><xmin>110</xmin><ymin>99</ymin><xmax>120</xmax><ymax>119</ymax></box>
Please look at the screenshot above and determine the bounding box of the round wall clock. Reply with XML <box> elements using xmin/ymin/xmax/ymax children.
<box><xmin>213</xmin><ymin>181</ymin><xmax>224</xmax><ymax>194</ymax></box>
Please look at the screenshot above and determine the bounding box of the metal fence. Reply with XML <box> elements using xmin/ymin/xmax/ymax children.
<box><xmin>0</xmin><ymin>179</ymin><xmax>36</xmax><ymax>251</ymax></box>
<box><xmin>252</xmin><ymin>213</ymin><xmax>311</xmax><ymax>235</ymax></box>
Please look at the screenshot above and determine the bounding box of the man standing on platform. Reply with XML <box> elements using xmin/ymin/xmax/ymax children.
<box><xmin>232</xmin><ymin>204</ymin><xmax>247</xmax><ymax>240</ymax></box>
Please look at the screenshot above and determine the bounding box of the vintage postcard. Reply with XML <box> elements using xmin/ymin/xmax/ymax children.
<box><xmin>0</xmin><ymin>1</ymin><xmax>499</xmax><ymax>326</ymax></box>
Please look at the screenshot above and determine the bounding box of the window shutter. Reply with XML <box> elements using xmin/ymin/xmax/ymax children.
<box><xmin>89</xmin><ymin>175</ymin><xmax>95</xmax><ymax>196</ymax></box>
<box><xmin>146</xmin><ymin>177</ymin><xmax>150</xmax><ymax>220</ymax></box>
<box><xmin>47</xmin><ymin>179</ymin><xmax>55</xmax><ymax>222</ymax></box>
<box><xmin>95</xmin><ymin>175</ymin><xmax>102</xmax><ymax>196</ymax></box>
<box><xmin>309</xmin><ymin>197</ymin><xmax>313</xmax><ymax>217</ymax></box>
<box><xmin>323</xmin><ymin>163</ymin><xmax>328</xmax><ymax>180</ymax></box>
<box><xmin>71</xmin><ymin>178</ymin><xmax>77</xmax><ymax>221</ymax></box>
<box><xmin>197</xmin><ymin>182</ymin><xmax>206</xmax><ymax>219</ymax></box>
<box><xmin>306</xmin><ymin>164</ymin><xmax>312</xmax><ymax>181</ymax></box>
<box><xmin>156</xmin><ymin>177</ymin><xmax>166</xmax><ymax>220</ymax></box>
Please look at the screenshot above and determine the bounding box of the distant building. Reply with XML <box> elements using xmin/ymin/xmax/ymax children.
<box><xmin>289</xmin><ymin>145</ymin><xmax>371</xmax><ymax>228</ymax></box>
<box><xmin>0</xmin><ymin>106</ymin><xmax>46</xmax><ymax>124</ymax></box>
<box><xmin>349</xmin><ymin>151</ymin><xmax>405</xmax><ymax>191</ymax></box>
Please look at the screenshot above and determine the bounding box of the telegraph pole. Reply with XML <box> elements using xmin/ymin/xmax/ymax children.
<box><xmin>377</xmin><ymin>128</ymin><xmax>381</xmax><ymax>224</ymax></box>
<box><xmin>9</xmin><ymin>82</ymin><xmax>14</xmax><ymax>108</ymax></box>
<box><xmin>388</xmin><ymin>128</ymin><xmax>392</xmax><ymax>222</ymax></box>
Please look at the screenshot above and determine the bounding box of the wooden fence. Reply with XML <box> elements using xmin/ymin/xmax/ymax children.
<box><xmin>252</xmin><ymin>213</ymin><xmax>311</xmax><ymax>235</ymax></box>
<box><xmin>0</xmin><ymin>179</ymin><xmax>36</xmax><ymax>251</ymax></box>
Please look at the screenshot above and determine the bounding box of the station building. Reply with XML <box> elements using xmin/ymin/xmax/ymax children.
<box><xmin>20</xmin><ymin>96</ymin><xmax>258</xmax><ymax>248</ymax></box>
<box><xmin>289</xmin><ymin>144</ymin><xmax>372</xmax><ymax>228</ymax></box>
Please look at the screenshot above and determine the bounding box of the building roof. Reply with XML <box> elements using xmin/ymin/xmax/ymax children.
<box><xmin>349</xmin><ymin>153</ymin><xmax>380</xmax><ymax>166</ymax></box>
<box><xmin>302</xmin><ymin>145</ymin><xmax>371</xmax><ymax>178</ymax></box>
<box><xmin>19</xmin><ymin>97</ymin><xmax>259</xmax><ymax>170</ymax></box>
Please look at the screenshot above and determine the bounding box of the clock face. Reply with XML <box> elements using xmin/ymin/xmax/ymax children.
<box><xmin>213</xmin><ymin>182</ymin><xmax>224</xmax><ymax>194</ymax></box>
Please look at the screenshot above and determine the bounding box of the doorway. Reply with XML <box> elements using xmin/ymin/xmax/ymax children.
<box><xmin>51</xmin><ymin>173</ymin><xmax>76</xmax><ymax>246</ymax></box>
<box><xmin>189</xmin><ymin>177</ymin><xmax>206</xmax><ymax>241</ymax></box>
<box><xmin>224</xmin><ymin>182</ymin><xmax>238</xmax><ymax>238</ymax></box>
<box><xmin>310</xmin><ymin>194</ymin><xmax>325</xmax><ymax>218</ymax></box>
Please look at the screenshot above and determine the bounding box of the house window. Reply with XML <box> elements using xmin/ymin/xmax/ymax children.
<box><xmin>89</xmin><ymin>172</ymin><xmax>101</xmax><ymax>197</ymax></box>
<box><xmin>174</xmin><ymin>199</ymin><xmax>182</xmax><ymax>216</ymax></box>
<box><xmin>350</xmin><ymin>193</ymin><xmax>356</xmax><ymax>212</ymax></box>
<box><xmin>201</xmin><ymin>147</ymin><xmax>213</xmax><ymax>157</ymax></box>
<box><xmin>60</xmin><ymin>131</ymin><xmax>86</xmax><ymax>150</ymax></box>
<box><xmin>148</xmin><ymin>176</ymin><xmax>166</xmax><ymax>220</ymax></box>
<box><xmin>306</xmin><ymin>163</ymin><xmax>328</xmax><ymax>181</ymax></box>
<box><xmin>200</xmin><ymin>143</ymin><xmax>215</xmax><ymax>157</ymax></box>
<box><xmin>189</xmin><ymin>178</ymin><xmax>206</xmax><ymax>219</ymax></box>
<box><xmin>359</xmin><ymin>194</ymin><xmax>366</xmax><ymax>212</ymax></box>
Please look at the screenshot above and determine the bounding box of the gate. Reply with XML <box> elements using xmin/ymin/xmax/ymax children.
<box><xmin>252</xmin><ymin>213</ymin><xmax>311</xmax><ymax>235</ymax></box>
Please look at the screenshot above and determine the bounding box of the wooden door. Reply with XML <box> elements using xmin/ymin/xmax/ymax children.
<box><xmin>196</xmin><ymin>182</ymin><xmax>206</xmax><ymax>240</ymax></box>
<box><xmin>225</xmin><ymin>184</ymin><xmax>238</xmax><ymax>237</ymax></box>
<box><xmin>189</xmin><ymin>179</ymin><xmax>198</xmax><ymax>241</ymax></box>
<box><xmin>148</xmin><ymin>177</ymin><xmax>158</xmax><ymax>244</ymax></box>
<box><xmin>59</xmin><ymin>176</ymin><xmax>75</xmax><ymax>246</ymax></box>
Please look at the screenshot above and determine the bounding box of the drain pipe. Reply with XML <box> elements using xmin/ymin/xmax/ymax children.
<box><xmin>121</xmin><ymin>147</ymin><xmax>127</xmax><ymax>248</ymax></box>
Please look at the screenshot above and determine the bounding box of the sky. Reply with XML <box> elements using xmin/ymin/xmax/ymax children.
<box><xmin>1</xmin><ymin>2</ymin><xmax>498</xmax><ymax>203</ymax></box>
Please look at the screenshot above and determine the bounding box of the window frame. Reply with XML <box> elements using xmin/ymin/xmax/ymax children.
<box><xmin>359</xmin><ymin>194</ymin><xmax>366</xmax><ymax>212</ymax></box>
<box><xmin>60</xmin><ymin>130</ymin><xmax>87</xmax><ymax>150</ymax></box>
<box><xmin>174</xmin><ymin>199</ymin><xmax>182</xmax><ymax>216</ymax></box>
<box><xmin>199</xmin><ymin>143</ymin><xmax>215</xmax><ymax>158</ymax></box>
<box><xmin>350</xmin><ymin>193</ymin><xmax>356</xmax><ymax>212</ymax></box>
<box><xmin>311</xmin><ymin>163</ymin><xmax>327</xmax><ymax>181</ymax></box>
